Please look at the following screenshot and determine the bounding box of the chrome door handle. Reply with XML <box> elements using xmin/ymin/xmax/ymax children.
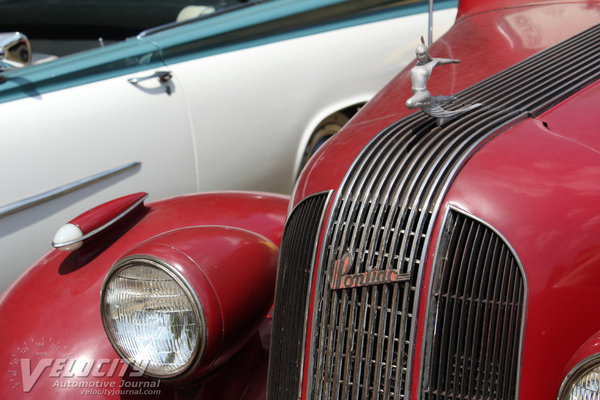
<box><xmin>127</xmin><ymin>70</ymin><xmax>172</xmax><ymax>85</ymax></box>
<box><xmin>127</xmin><ymin>70</ymin><xmax>173</xmax><ymax>94</ymax></box>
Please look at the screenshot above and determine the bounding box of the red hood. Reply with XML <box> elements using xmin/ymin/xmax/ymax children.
<box><xmin>293</xmin><ymin>0</ymin><xmax>600</xmax><ymax>205</ymax></box>
<box><xmin>440</xmin><ymin>78</ymin><xmax>600</xmax><ymax>398</ymax></box>
<box><xmin>456</xmin><ymin>0</ymin><xmax>600</xmax><ymax>20</ymax></box>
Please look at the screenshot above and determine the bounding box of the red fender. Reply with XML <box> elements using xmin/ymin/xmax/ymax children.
<box><xmin>0</xmin><ymin>191</ymin><xmax>289</xmax><ymax>399</ymax></box>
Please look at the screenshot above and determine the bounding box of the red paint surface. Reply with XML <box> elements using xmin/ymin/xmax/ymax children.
<box><xmin>456</xmin><ymin>0</ymin><xmax>599</xmax><ymax>20</ymax></box>
<box><xmin>440</xmin><ymin>113</ymin><xmax>600</xmax><ymax>398</ymax></box>
<box><xmin>561</xmin><ymin>329</ymin><xmax>600</xmax><ymax>380</ymax></box>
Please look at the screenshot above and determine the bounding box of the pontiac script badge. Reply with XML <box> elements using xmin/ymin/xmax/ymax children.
<box><xmin>330</xmin><ymin>252</ymin><xmax>410</xmax><ymax>290</ymax></box>
<box><xmin>406</xmin><ymin>37</ymin><xmax>481</xmax><ymax>125</ymax></box>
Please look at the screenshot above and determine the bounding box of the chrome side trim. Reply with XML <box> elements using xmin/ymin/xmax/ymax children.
<box><xmin>0</xmin><ymin>162</ymin><xmax>141</xmax><ymax>219</ymax></box>
<box><xmin>52</xmin><ymin>193</ymin><xmax>148</xmax><ymax>249</ymax></box>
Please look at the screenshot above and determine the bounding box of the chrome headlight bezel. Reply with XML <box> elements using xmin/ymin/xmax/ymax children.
<box><xmin>100</xmin><ymin>255</ymin><xmax>206</xmax><ymax>380</ymax></box>
<box><xmin>558</xmin><ymin>354</ymin><xmax>600</xmax><ymax>400</ymax></box>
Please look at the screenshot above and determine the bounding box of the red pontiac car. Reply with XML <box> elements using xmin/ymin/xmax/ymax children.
<box><xmin>2</xmin><ymin>0</ymin><xmax>600</xmax><ymax>399</ymax></box>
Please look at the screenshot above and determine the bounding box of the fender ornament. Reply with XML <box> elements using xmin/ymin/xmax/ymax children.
<box><xmin>329</xmin><ymin>252</ymin><xmax>410</xmax><ymax>290</ymax></box>
<box><xmin>406</xmin><ymin>37</ymin><xmax>481</xmax><ymax>125</ymax></box>
<box><xmin>52</xmin><ymin>192</ymin><xmax>148</xmax><ymax>251</ymax></box>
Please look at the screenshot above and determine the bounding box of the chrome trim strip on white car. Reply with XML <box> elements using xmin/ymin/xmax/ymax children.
<box><xmin>0</xmin><ymin>161</ymin><xmax>141</xmax><ymax>218</ymax></box>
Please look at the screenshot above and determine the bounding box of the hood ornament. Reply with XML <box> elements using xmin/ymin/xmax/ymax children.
<box><xmin>406</xmin><ymin>37</ymin><xmax>481</xmax><ymax>125</ymax></box>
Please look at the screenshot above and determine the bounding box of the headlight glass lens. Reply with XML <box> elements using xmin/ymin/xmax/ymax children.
<box><xmin>102</xmin><ymin>259</ymin><xmax>204</xmax><ymax>378</ymax></box>
<box><xmin>561</xmin><ymin>358</ymin><xmax>600</xmax><ymax>400</ymax></box>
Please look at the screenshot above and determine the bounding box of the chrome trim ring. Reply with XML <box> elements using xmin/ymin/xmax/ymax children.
<box><xmin>557</xmin><ymin>353</ymin><xmax>600</xmax><ymax>400</ymax></box>
<box><xmin>100</xmin><ymin>255</ymin><xmax>206</xmax><ymax>380</ymax></box>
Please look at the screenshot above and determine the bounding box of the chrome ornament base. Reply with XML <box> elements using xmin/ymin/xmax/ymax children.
<box><xmin>406</xmin><ymin>37</ymin><xmax>481</xmax><ymax>125</ymax></box>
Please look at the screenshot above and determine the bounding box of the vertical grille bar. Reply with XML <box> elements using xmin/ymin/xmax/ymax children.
<box><xmin>267</xmin><ymin>192</ymin><xmax>330</xmax><ymax>400</ymax></box>
<box><xmin>421</xmin><ymin>209</ymin><xmax>526</xmax><ymax>400</ymax></box>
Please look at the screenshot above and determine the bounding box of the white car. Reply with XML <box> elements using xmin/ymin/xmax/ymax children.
<box><xmin>0</xmin><ymin>0</ymin><xmax>456</xmax><ymax>291</ymax></box>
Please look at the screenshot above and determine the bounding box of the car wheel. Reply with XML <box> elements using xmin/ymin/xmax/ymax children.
<box><xmin>299</xmin><ymin>112</ymin><xmax>351</xmax><ymax>173</ymax></box>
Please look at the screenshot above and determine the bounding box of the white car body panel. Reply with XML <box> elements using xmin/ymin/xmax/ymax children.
<box><xmin>173</xmin><ymin>9</ymin><xmax>456</xmax><ymax>192</ymax></box>
<box><xmin>1</xmin><ymin>71</ymin><xmax>197</xmax><ymax>289</ymax></box>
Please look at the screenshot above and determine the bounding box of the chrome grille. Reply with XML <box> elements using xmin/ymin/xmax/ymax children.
<box><xmin>308</xmin><ymin>109</ymin><xmax>521</xmax><ymax>400</ymax></box>
<box><xmin>267</xmin><ymin>23</ymin><xmax>600</xmax><ymax>400</ymax></box>
<box><xmin>421</xmin><ymin>209</ymin><xmax>525</xmax><ymax>400</ymax></box>
<box><xmin>307</xmin><ymin>23</ymin><xmax>600</xmax><ymax>400</ymax></box>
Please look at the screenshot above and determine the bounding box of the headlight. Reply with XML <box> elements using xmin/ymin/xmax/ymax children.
<box><xmin>100</xmin><ymin>226</ymin><xmax>279</xmax><ymax>381</ymax></box>
<box><xmin>100</xmin><ymin>256</ymin><xmax>205</xmax><ymax>379</ymax></box>
<box><xmin>559</xmin><ymin>354</ymin><xmax>600</xmax><ymax>400</ymax></box>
